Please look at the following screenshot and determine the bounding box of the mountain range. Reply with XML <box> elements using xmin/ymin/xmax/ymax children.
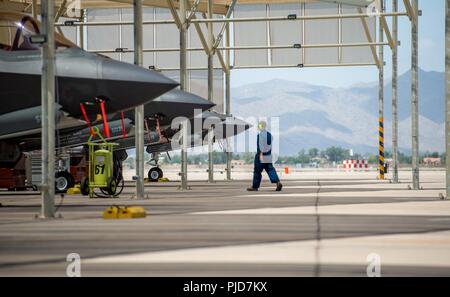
<box><xmin>231</xmin><ymin>69</ymin><xmax>445</xmax><ymax>155</ymax></box>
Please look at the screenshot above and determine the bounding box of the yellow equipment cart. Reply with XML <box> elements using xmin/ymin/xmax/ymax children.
<box><xmin>80</xmin><ymin>127</ymin><xmax>119</xmax><ymax>198</ymax></box>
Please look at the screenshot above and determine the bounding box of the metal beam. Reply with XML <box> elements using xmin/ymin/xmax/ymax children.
<box><xmin>79</xmin><ymin>9</ymin><xmax>87</xmax><ymax>49</ymax></box>
<box><xmin>166</xmin><ymin>0</ymin><xmax>182</xmax><ymax>28</ymax></box>
<box><xmin>180</xmin><ymin>0</ymin><xmax>188</xmax><ymax>190</ymax></box>
<box><xmin>134</xmin><ymin>0</ymin><xmax>145</xmax><ymax>199</ymax></box>
<box><xmin>32</xmin><ymin>0</ymin><xmax>38</xmax><ymax>19</ymax></box>
<box><xmin>403</xmin><ymin>0</ymin><xmax>417</xmax><ymax>22</ymax></box>
<box><xmin>201</xmin><ymin>12</ymin><xmax>227</xmax><ymax>71</ymax></box>
<box><xmin>380</xmin><ymin>15</ymin><xmax>395</xmax><ymax>49</ymax></box>
<box><xmin>225</xmin><ymin>21</ymin><xmax>232</xmax><ymax>181</ymax></box>
<box><xmin>90</xmin><ymin>42</ymin><xmax>390</xmax><ymax>54</ymax></box>
<box><xmin>357</xmin><ymin>8</ymin><xmax>381</xmax><ymax>69</ymax></box>
<box><xmin>55</xmin><ymin>0</ymin><xmax>68</xmax><ymax>35</ymax></box>
<box><xmin>411</xmin><ymin>0</ymin><xmax>420</xmax><ymax>189</ymax></box>
<box><xmin>55</xmin><ymin>0</ymin><xmax>68</xmax><ymax>21</ymax></box>
<box><xmin>109</xmin><ymin>0</ymin><xmax>229</xmax><ymax>14</ymax></box>
<box><xmin>40</xmin><ymin>0</ymin><xmax>56</xmax><ymax>219</ymax></box>
<box><xmin>187</xmin><ymin>0</ymin><xmax>201</xmax><ymax>21</ymax></box>
<box><xmin>56</xmin><ymin>12</ymin><xmax>409</xmax><ymax>27</ymax></box>
<box><xmin>378</xmin><ymin>5</ymin><xmax>385</xmax><ymax>180</ymax></box>
<box><xmin>150</xmin><ymin>62</ymin><xmax>377</xmax><ymax>71</ymax></box>
<box><xmin>186</xmin><ymin>1</ymin><xmax>211</xmax><ymax>55</ymax></box>
<box><xmin>212</xmin><ymin>0</ymin><xmax>237</xmax><ymax>50</ymax></box>
<box><xmin>207</xmin><ymin>0</ymin><xmax>214</xmax><ymax>183</ymax></box>
<box><xmin>190</xmin><ymin>11</ymin><xmax>409</xmax><ymax>23</ymax></box>
<box><xmin>392</xmin><ymin>0</ymin><xmax>399</xmax><ymax>183</ymax></box>
<box><xmin>446</xmin><ymin>0</ymin><xmax>450</xmax><ymax>198</ymax></box>
<box><xmin>56</xmin><ymin>19</ymin><xmax>176</xmax><ymax>26</ymax></box>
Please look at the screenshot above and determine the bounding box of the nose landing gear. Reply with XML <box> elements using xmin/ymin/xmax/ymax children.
<box><xmin>146</xmin><ymin>152</ymin><xmax>164</xmax><ymax>182</ymax></box>
<box><xmin>148</xmin><ymin>166</ymin><xmax>163</xmax><ymax>182</ymax></box>
<box><xmin>55</xmin><ymin>171</ymin><xmax>75</xmax><ymax>193</ymax></box>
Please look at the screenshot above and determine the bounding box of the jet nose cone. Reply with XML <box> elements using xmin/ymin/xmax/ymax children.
<box><xmin>99</xmin><ymin>58</ymin><xmax>178</xmax><ymax>111</ymax></box>
<box><xmin>160</xmin><ymin>89</ymin><xmax>215</xmax><ymax>111</ymax></box>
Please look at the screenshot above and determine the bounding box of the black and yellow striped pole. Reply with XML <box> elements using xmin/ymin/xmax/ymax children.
<box><xmin>378</xmin><ymin>3</ymin><xmax>385</xmax><ymax>180</ymax></box>
<box><xmin>379</xmin><ymin>117</ymin><xmax>385</xmax><ymax>180</ymax></box>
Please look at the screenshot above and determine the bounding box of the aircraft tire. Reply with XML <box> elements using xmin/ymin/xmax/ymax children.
<box><xmin>55</xmin><ymin>171</ymin><xmax>75</xmax><ymax>193</ymax></box>
<box><xmin>148</xmin><ymin>167</ymin><xmax>163</xmax><ymax>182</ymax></box>
<box><xmin>80</xmin><ymin>176</ymin><xmax>90</xmax><ymax>196</ymax></box>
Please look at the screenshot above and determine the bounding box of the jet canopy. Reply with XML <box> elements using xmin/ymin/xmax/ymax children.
<box><xmin>0</xmin><ymin>11</ymin><xmax>76</xmax><ymax>51</ymax></box>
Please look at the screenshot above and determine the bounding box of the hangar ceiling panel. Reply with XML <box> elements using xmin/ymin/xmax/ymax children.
<box><xmin>188</xmin><ymin>16</ymin><xmax>222</xmax><ymax>68</ymax></box>
<box><xmin>233</xmin><ymin>4</ymin><xmax>268</xmax><ymax>67</ymax></box>
<box><xmin>304</xmin><ymin>3</ymin><xmax>339</xmax><ymax>65</ymax></box>
<box><xmin>87</xmin><ymin>9</ymin><xmax>120</xmax><ymax>51</ymax></box>
<box><xmin>232</xmin><ymin>2</ymin><xmax>375</xmax><ymax>67</ymax></box>
<box><xmin>268</xmin><ymin>3</ymin><xmax>303</xmax><ymax>66</ymax></box>
<box><xmin>154</xmin><ymin>8</ymin><xmax>179</xmax><ymax>69</ymax></box>
<box><xmin>58</xmin><ymin>17</ymin><xmax>78</xmax><ymax>44</ymax></box>
<box><xmin>120</xmin><ymin>8</ymin><xmax>155</xmax><ymax>67</ymax></box>
<box><xmin>341</xmin><ymin>4</ymin><xmax>376</xmax><ymax>63</ymax></box>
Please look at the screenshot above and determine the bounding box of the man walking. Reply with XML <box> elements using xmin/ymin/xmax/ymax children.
<box><xmin>247</xmin><ymin>121</ymin><xmax>282</xmax><ymax>191</ymax></box>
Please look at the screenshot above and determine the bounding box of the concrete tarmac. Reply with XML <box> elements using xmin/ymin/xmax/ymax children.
<box><xmin>0</xmin><ymin>169</ymin><xmax>449</xmax><ymax>276</ymax></box>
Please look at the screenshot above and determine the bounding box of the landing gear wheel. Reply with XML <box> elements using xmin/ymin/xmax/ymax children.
<box><xmin>80</xmin><ymin>176</ymin><xmax>89</xmax><ymax>196</ymax></box>
<box><xmin>106</xmin><ymin>177</ymin><xmax>117</xmax><ymax>196</ymax></box>
<box><xmin>55</xmin><ymin>171</ymin><xmax>75</xmax><ymax>193</ymax></box>
<box><xmin>148</xmin><ymin>167</ymin><xmax>163</xmax><ymax>182</ymax></box>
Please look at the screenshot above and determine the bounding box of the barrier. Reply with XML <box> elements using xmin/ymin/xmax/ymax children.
<box><xmin>343</xmin><ymin>159</ymin><xmax>369</xmax><ymax>171</ymax></box>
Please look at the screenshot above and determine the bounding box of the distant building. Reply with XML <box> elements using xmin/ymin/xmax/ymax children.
<box><xmin>423</xmin><ymin>157</ymin><xmax>441</xmax><ymax>166</ymax></box>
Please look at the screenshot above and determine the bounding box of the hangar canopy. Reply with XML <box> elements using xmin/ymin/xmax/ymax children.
<box><xmin>31</xmin><ymin>0</ymin><xmax>383</xmax><ymax>112</ymax></box>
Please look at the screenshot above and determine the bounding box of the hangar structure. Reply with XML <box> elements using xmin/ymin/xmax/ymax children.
<box><xmin>0</xmin><ymin>0</ymin><xmax>436</xmax><ymax>216</ymax></box>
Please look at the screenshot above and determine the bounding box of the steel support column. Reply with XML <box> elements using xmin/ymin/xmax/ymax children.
<box><xmin>207</xmin><ymin>0</ymin><xmax>214</xmax><ymax>183</ymax></box>
<box><xmin>180</xmin><ymin>0</ymin><xmax>188</xmax><ymax>190</ymax></box>
<box><xmin>411</xmin><ymin>0</ymin><xmax>420</xmax><ymax>189</ymax></box>
<box><xmin>78</xmin><ymin>10</ymin><xmax>87</xmax><ymax>49</ymax></box>
<box><xmin>392</xmin><ymin>0</ymin><xmax>399</xmax><ymax>183</ymax></box>
<box><xmin>378</xmin><ymin>12</ymin><xmax>385</xmax><ymax>180</ymax></box>
<box><xmin>225</xmin><ymin>22</ymin><xmax>232</xmax><ymax>181</ymax></box>
<box><xmin>40</xmin><ymin>0</ymin><xmax>56</xmax><ymax>218</ymax></box>
<box><xmin>446</xmin><ymin>0</ymin><xmax>450</xmax><ymax>198</ymax></box>
<box><xmin>32</xmin><ymin>0</ymin><xmax>38</xmax><ymax>20</ymax></box>
<box><xmin>134</xmin><ymin>0</ymin><xmax>145</xmax><ymax>198</ymax></box>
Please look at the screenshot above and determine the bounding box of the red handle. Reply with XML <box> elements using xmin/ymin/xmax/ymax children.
<box><xmin>100</xmin><ymin>100</ymin><xmax>110</xmax><ymax>138</ymax></box>
<box><xmin>79</xmin><ymin>103</ymin><xmax>94</xmax><ymax>136</ymax></box>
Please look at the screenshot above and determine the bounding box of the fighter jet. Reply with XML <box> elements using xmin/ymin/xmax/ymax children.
<box><xmin>0</xmin><ymin>11</ymin><xmax>178</xmax><ymax>166</ymax></box>
<box><xmin>128</xmin><ymin>111</ymin><xmax>251</xmax><ymax>181</ymax></box>
<box><xmin>3</xmin><ymin>89</ymin><xmax>215</xmax><ymax>192</ymax></box>
<box><xmin>75</xmin><ymin>110</ymin><xmax>251</xmax><ymax>182</ymax></box>
<box><xmin>14</xmin><ymin>89</ymin><xmax>216</xmax><ymax>151</ymax></box>
<box><xmin>30</xmin><ymin>107</ymin><xmax>249</xmax><ymax>188</ymax></box>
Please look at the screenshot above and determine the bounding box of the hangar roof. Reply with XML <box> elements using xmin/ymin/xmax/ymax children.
<box><xmin>1</xmin><ymin>0</ymin><xmax>375</xmax><ymax>15</ymax></box>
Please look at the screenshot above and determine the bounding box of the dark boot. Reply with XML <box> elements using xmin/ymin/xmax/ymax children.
<box><xmin>276</xmin><ymin>182</ymin><xmax>283</xmax><ymax>191</ymax></box>
<box><xmin>247</xmin><ymin>187</ymin><xmax>258</xmax><ymax>191</ymax></box>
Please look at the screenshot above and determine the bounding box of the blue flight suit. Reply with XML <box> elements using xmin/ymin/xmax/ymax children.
<box><xmin>252</xmin><ymin>130</ymin><xmax>280</xmax><ymax>189</ymax></box>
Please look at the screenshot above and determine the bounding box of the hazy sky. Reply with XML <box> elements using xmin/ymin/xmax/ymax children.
<box><xmin>231</xmin><ymin>0</ymin><xmax>444</xmax><ymax>89</ymax></box>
